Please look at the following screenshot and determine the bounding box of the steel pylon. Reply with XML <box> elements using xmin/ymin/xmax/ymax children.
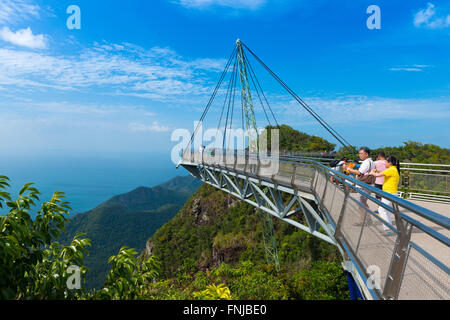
<box><xmin>236</xmin><ymin>39</ymin><xmax>279</xmax><ymax>270</ymax></box>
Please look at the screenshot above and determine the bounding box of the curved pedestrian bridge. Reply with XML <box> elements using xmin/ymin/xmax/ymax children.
<box><xmin>179</xmin><ymin>151</ymin><xmax>450</xmax><ymax>300</ymax></box>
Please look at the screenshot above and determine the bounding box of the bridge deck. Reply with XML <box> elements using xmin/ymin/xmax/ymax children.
<box><xmin>366</xmin><ymin>200</ymin><xmax>449</xmax><ymax>263</ymax></box>
<box><xmin>363</xmin><ymin>199</ymin><xmax>449</xmax><ymax>299</ymax></box>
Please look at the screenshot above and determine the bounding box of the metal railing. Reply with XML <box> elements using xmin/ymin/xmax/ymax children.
<box><xmin>270</xmin><ymin>155</ymin><xmax>450</xmax><ymax>203</ymax></box>
<box><xmin>181</xmin><ymin>150</ymin><xmax>450</xmax><ymax>300</ymax></box>
<box><xmin>399</xmin><ymin>163</ymin><xmax>450</xmax><ymax>204</ymax></box>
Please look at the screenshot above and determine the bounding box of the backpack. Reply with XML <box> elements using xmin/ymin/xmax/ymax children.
<box><xmin>330</xmin><ymin>160</ymin><xmax>340</xmax><ymax>167</ymax></box>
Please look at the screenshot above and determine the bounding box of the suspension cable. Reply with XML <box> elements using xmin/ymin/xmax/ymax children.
<box><xmin>184</xmin><ymin>46</ymin><xmax>237</xmax><ymax>156</ymax></box>
<box><xmin>243</xmin><ymin>49</ymin><xmax>280</xmax><ymax>128</ymax></box>
<box><xmin>223</xmin><ymin>57</ymin><xmax>238</xmax><ymax>150</ymax></box>
<box><xmin>243</xmin><ymin>51</ymin><xmax>272</xmax><ymax>127</ymax></box>
<box><xmin>215</xmin><ymin>55</ymin><xmax>237</xmax><ymax>150</ymax></box>
<box><xmin>242</xmin><ymin>42</ymin><xmax>356</xmax><ymax>155</ymax></box>
<box><xmin>227</xmin><ymin>57</ymin><xmax>238</xmax><ymax>149</ymax></box>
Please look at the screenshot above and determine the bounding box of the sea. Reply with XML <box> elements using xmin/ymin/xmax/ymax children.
<box><xmin>0</xmin><ymin>151</ymin><xmax>184</xmax><ymax>218</ymax></box>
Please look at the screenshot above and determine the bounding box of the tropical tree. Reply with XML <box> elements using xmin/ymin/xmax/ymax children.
<box><xmin>0</xmin><ymin>176</ymin><xmax>90</xmax><ymax>299</ymax></box>
<box><xmin>93</xmin><ymin>246</ymin><xmax>160</xmax><ymax>300</ymax></box>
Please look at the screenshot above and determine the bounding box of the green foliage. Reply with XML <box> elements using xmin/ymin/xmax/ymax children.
<box><xmin>149</xmin><ymin>183</ymin><xmax>340</xmax><ymax>277</ymax></box>
<box><xmin>0</xmin><ymin>174</ymin><xmax>349</xmax><ymax>301</ymax></box>
<box><xmin>264</xmin><ymin>125</ymin><xmax>336</xmax><ymax>152</ymax></box>
<box><xmin>0</xmin><ymin>176</ymin><xmax>91</xmax><ymax>299</ymax></box>
<box><xmin>371</xmin><ymin>141</ymin><xmax>450</xmax><ymax>164</ymax></box>
<box><xmin>294</xmin><ymin>260</ymin><xmax>350</xmax><ymax>300</ymax></box>
<box><xmin>26</xmin><ymin>234</ymin><xmax>91</xmax><ymax>299</ymax></box>
<box><xmin>210</xmin><ymin>261</ymin><xmax>290</xmax><ymax>300</ymax></box>
<box><xmin>92</xmin><ymin>246</ymin><xmax>160</xmax><ymax>300</ymax></box>
<box><xmin>335</xmin><ymin>145</ymin><xmax>359</xmax><ymax>160</ymax></box>
<box><xmin>193</xmin><ymin>283</ymin><xmax>232</xmax><ymax>300</ymax></box>
<box><xmin>0</xmin><ymin>176</ymin><xmax>165</xmax><ymax>300</ymax></box>
<box><xmin>336</xmin><ymin>141</ymin><xmax>450</xmax><ymax>164</ymax></box>
<box><xmin>145</xmin><ymin>182</ymin><xmax>345</xmax><ymax>300</ymax></box>
<box><xmin>145</xmin><ymin>260</ymin><xmax>348</xmax><ymax>300</ymax></box>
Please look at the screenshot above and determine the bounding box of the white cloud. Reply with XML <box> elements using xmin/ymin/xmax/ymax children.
<box><xmin>0</xmin><ymin>41</ymin><xmax>226</xmax><ymax>100</ymax></box>
<box><xmin>0</xmin><ymin>26</ymin><xmax>47</xmax><ymax>49</ymax></box>
<box><xmin>0</xmin><ymin>100</ymin><xmax>161</xmax><ymax>126</ymax></box>
<box><xmin>414</xmin><ymin>3</ymin><xmax>450</xmax><ymax>29</ymax></box>
<box><xmin>389</xmin><ymin>64</ymin><xmax>432</xmax><ymax>72</ymax></box>
<box><xmin>174</xmin><ymin>0</ymin><xmax>267</xmax><ymax>10</ymax></box>
<box><xmin>129</xmin><ymin>121</ymin><xmax>172</xmax><ymax>132</ymax></box>
<box><xmin>0</xmin><ymin>0</ymin><xmax>40</xmax><ymax>25</ymax></box>
<box><xmin>389</xmin><ymin>67</ymin><xmax>422</xmax><ymax>72</ymax></box>
<box><xmin>275</xmin><ymin>95</ymin><xmax>450</xmax><ymax>125</ymax></box>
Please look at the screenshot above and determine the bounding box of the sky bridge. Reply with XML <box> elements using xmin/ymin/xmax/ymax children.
<box><xmin>178</xmin><ymin>40</ymin><xmax>449</xmax><ymax>300</ymax></box>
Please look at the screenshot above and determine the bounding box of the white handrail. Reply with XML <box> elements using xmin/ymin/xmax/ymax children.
<box><xmin>401</xmin><ymin>162</ymin><xmax>450</xmax><ymax>167</ymax></box>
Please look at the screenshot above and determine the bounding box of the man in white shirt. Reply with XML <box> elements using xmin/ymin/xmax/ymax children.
<box><xmin>345</xmin><ymin>147</ymin><xmax>374</xmax><ymax>226</ymax></box>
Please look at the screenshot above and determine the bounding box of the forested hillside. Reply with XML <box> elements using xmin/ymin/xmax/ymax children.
<box><xmin>59</xmin><ymin>175</ymin><xmax>201</xmax><ymax>289</ymax></box>
<box><xmin>140</xmin><ymin>183</ymin><xmax>348</xmax><ymax>299</ymax></box>
<box><xmin>264</xmin><ymin>124</ymin><xmax>336</xmax><ymax>152</ymax></box>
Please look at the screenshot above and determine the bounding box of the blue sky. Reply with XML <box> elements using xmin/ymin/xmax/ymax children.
<box><xmin>0</xmin><ymin>0</ymin><xmax>449</xmax><ymax>158</ymax></box>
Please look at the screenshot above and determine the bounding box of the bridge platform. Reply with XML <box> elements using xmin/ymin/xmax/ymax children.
<box><xmin>180</xmin><ymin>153</ymin><xmax>450</xmax><ymax>300</ymax></box>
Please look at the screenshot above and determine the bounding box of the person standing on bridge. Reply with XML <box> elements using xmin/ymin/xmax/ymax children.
<box><xmin>374</xmin><ymin>152</ymin><xmax>387</xmax><ymax>201</ymax></box>
<box><xmin>344</xmin><ymin>147</ymin><xmax>375</xmax><ymax>226</ymax></box>
<box><xmin>370</xmin><ymin>156</ymin><xmax>400</xmax><ymax>236</ymax></box>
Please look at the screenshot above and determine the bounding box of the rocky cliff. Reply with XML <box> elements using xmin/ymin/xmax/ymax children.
<box><xmin>142</xmin><ymin>183</ymin><xmax>341</xmax><ymax>278</ymax></box>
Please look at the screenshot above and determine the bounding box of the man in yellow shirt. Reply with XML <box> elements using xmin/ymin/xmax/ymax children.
<box><xmin>370</xmin><ymin>156</ymin><xmax>400</xmax><ymax>236</ymax></box>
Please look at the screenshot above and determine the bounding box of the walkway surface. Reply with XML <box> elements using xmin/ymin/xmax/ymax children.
<box><xmin>365</xmin><ymin>199</ymin><xmax>449</xmax><ymax>299</ymax></box>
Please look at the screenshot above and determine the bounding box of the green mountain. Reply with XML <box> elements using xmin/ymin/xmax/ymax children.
<box><xmin>264</xmin><ymin>124</ymin><xmax>336</xmax><ymax>152</ymax></box>
<box><xmin>59</xmin><ymin>175</ymin><xmax>201</xmax><ymax>290</ymax></box>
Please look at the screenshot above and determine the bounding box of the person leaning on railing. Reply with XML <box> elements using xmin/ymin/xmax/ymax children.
<box><xmin>344</xmin><ymin>147</ymin><xmax>375</xmax><ymax>226</ymax></box>
<box><xmin>374</xmin><ymin>152</ymin><xmax>387</xmax><ymax>202</ymax></box>
<box><xmin>369</xmin><ymin>156</ymin><xmax>401</xmax><ymax>237</ymax></box>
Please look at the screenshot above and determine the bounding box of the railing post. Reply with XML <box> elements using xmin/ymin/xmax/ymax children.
<box><xmin>313</xmin><ymin>167</ymin><xmax>320</xmax><ymax>191</ymax></box>
<box><xmin>334</xmin><ymin>184</ymin><xmax>350</xmax><ymax>237</ymax></box>
<box><xmin>222</xmin><ymin>151</ymin><xmax>226</xmax><ymax>168</ymax></box>
<box><xmin>290</xmin><ymin>163</ymin><xmax>297</xmax><ymax>188</ymax></box>
<box><xmin>402</xmin><ymin>170</ymin><xmax>410</xmax><ymax>199</ymax></box>
<box><xmin>382</xmin><ymin>203</ymin><xmax>413</xmax><ymax>300</ymax></box>
<box><xmin>257</xmin><ymin>157</ymin><xmax>261</xmax><ymax>176</ymax></box>
<box><xmin>355</xmin><ymin>211</ymin><xmax>368</xmax><ymax>254</ymax></box>
<box><xmin>244</xmin><ymin>153</ymin><xmax>248</xmax><ymax>173</ymax></box>
<box><xmin>310</xmin><ymin>166</ymin><xmax>316</xmax><ymax>190</ymax></box>
<box><xmin>320</xmin><ymin>167</ymin><xmax>329</xmax><ymax>203</ymax></box>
